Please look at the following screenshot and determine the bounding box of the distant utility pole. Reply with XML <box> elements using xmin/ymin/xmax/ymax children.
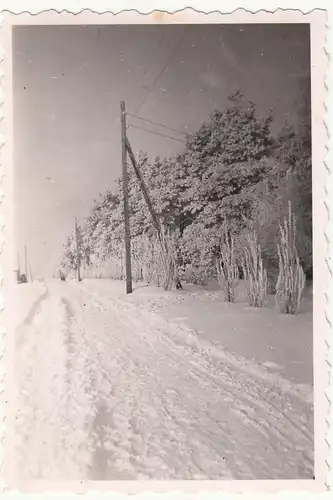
<box><xmin>17</xmin><ymin>252</ymin><xmax>21</xmax><ymax>282</ymax></box>
<box><xmin>29</xmin><ymin>262</ymin><xmax>33</xmax><ymax>283</ymax></box>
<box><xmin>75</xmin><ymin>217</ymin><xmax>82</xmax><ymax>282</ymax></box>
<box><xmin>24</xmin><ymin>245</ymin><xmax>28</xmax><ymax>283</ymax></box>
<box><xmin>121</xmin><ymin>100</ymin><xmax>133</xmax><ymax>294</ymax></box>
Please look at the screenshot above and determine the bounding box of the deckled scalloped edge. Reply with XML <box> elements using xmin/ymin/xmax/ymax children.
<box><xmin>0</xmin><ymin>7</ymin><xmax>328</xmax><ymax>14</ymax></box>
<box><xmin>0</xmin><ymin>6</ymin><xmax>330</xmax><ymax>498</ymax></box>
<box><xmin>0</xmin><ymin>7</ymin><xmax>5</xmax><ymax>497</ymax></box>
<box><xmin>325</xmin><ymin>5</ymin><xmax>332</xmax><ymax>494</ymax></box>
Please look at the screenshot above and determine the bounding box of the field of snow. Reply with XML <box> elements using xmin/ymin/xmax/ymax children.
<box><xmin>11</xmin><ymin>279</ymin><xmax>314</xmax><ymax>483</ymax></box>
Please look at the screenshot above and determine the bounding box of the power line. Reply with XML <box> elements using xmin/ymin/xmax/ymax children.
<box><xmin>127</xmin><ymin>113</ymin><xmax>188</xmax><ymax>136</ymax></box>
<box><xmin>127</xmin><ymin>124</ymin><xmax>186</xmax><ymax>144</ymax></box>
<box><xmin>134</xmin><ymin>26</ymin><xmax>188</xmax><ymax>117</ymax></box>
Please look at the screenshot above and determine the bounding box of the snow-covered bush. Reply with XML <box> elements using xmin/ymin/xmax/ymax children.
<box><xmin>241</xmin><ymin>230</ymin><xmax>268</xmax><ymax>307</ymax></box>
<box><xmin>137</xmin><ymin>228</ymin><xmax>177</xmax><ymax>291</ymax></box>
<box><xmin>216</xmin><ymin>222</ymin><xmax>239</xmax><ymax>302</ymax></box>
<box><xmin>179</xmin><ymin>222</ymin><xmax>220</xmax><ymax>285</ymax></box>
<box><xmin>275</xmin><ymin>202</ymin><xmax>306</xmax><ymax>314</ymax></box>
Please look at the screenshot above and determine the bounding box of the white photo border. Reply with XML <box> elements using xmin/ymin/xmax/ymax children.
<box><xmin>0</xmin><ymin>4</ymin><xmax>331</xmax><ymax>497</ymax></box>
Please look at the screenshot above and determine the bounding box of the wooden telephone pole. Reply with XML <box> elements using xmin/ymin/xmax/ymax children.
<box><xmin>120</xmin><ymin>100</ymin><xmax>182</xmax><ymax>293</ymax></box>
<box><xmin>75</xmin><ymin>217</ymin><xmax>82</xmax><ymax>282</ymax></box>
<box><xmin>121</xmin><ymin>101</ymin><xmax>133</xmax><ymax>294</ymax></box>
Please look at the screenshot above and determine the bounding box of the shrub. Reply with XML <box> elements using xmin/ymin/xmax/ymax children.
<box><xmin>217</xmin><ymin>222</ymin><xmax>239</xmax><ymax>302</ymax></box>
<box><xmin>134</xmin><ymin>227</ymin><xmax>178</xmax><ymax>291</ymax></box>
<box><xmin>140</xmin><ymin>236</ymin><xmax>162</xmax><ymax>286</ymax></box>
<box><xmin>179</xmin><ymin>222</ymin><xmax>218</xmax><ymax>285</ymax></box>
<box><xmin>275</xmin><ymin>202</ymin><xmax>306</xmax><ymax>314</ymax></box>
<box><xmin>181</xmin><ymin>264</ymin><xmax>208</xmax><ymax>285</ymax></box>
<box><xmin>241</xmin><ymin>230</ymin><xmax>268</xmax><ymax>307</ymax></box>
<box><xmin>159</xmin><ymin>227</ymin><xmax>177</xmax><ymax>291</ymax></box>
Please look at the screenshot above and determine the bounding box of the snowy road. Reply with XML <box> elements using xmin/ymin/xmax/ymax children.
<box><xmin>13</xmin><ymin>281</ymin><xmax>314</xmax><ymax>481</ymax></box>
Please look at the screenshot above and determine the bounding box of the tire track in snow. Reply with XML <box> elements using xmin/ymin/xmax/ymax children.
<box><xmin>79</xmin><ymin>284</ymin><xmax>313</xmax><ymax>479</ymax></box>
<box><xmin>85</xmin><ymin>289</ymin><xmax>313</xmax><ymax>417</ymax></box>
<box><xmin>15</xmin><ymin>285</ymin><xmax>49</xmax><ymax>350</ymax></box>
<box><xmin>84</xmin><ymin>285</ymin><xmax>312</xmax><ymax>401</ymax></box>
<box><xmin>60</xmin><ymin>295</ymin><xmax>109</xmax><ymax>479</ymax></box>
<box><xmin>61</xmin><ymin>285</ymin><xmax>233</xmax><ymax>479</ymax></box>
<box><xmin>14</xmin><ymin>288</ymin><xmax>51</xmax><ymax>479</ymax></box>
<box><xmin>22</xmin><ymin>287</ymin><xmax>49</xmax><ymax>325</ymax></box>
<box><xmin>60</xmin><ymin>291</ymin><xmax>138</xmax><ymax>480</ymax></box>
<box><xmin>88</xmin><ymin>287</ymin><xmax>313</xmax><ymax>417</ymax></box>
<box><xmin>15</xmin><ymin>281</ymin><xmax>313</xmax><ymax>481</ymax></box>
<box><xmin>14</xmin><ymin>292</ymin><xmax>76</xmax><ymax>481</ymax></box>
<box><xmin>57</xmin><ymin>284</ymin><xmax>309</xmax><ymax>479</ymax></box>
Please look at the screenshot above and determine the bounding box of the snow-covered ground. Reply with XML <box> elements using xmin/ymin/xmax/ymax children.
<box><xmin>11</xmin><ymin>279</ymin><xmax>314</xmax><ymax>482</ymax></box>
<box><xmin>12</xmin><ymin>281</ymin><xmax>48</xmax><ymax>331</ymax></box>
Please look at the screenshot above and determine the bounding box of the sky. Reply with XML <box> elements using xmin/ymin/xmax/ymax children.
<box><xmin>13</xmin><ymin>23</ymin><xmax>311</xmax><ymax>278</ymax></box>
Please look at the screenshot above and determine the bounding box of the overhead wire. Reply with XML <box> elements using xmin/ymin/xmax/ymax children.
<box><xmin>134</xmin><ymin>26</ymin><xmax>189</xmax><ymax>117</ymax></box>
<box><xmin>125</xmin><ymin>26</ymin><xmax>190</xmax><ymax>148</ymax></box>
<box><xmin>127</xmin><ymin>124</ymin><xmax>186</xmax><ymax>144</ymax></box>
<box><xmin>127</xmin><ymin>113</ymin><xmax>188</xmax><ymax>136</ymax></box>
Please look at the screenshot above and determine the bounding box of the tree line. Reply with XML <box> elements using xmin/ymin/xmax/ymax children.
<box><xmin>61</xmin><ymin>87</ymin><xmax>312</xmax><ymax>311</ymax></box>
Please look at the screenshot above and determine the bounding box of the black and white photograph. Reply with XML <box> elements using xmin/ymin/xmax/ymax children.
<box><xmin>3</xmin><ymin>12</ymin><xmax>328</xmax><ymax>488</ymax></box>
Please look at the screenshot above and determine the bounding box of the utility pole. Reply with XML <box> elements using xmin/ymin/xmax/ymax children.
<box><xmin>75</xmin><ymin>217</ymin><xmax>82</xmax><ymax>282</ymax></box>
<box><xmin>121</xmin><ymin>101</ymin><xmax>133</xmax><ymax>294</ymax></box>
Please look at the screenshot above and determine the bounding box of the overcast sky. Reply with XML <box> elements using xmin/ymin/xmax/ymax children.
<box><xmin>13</xmin><ymin>23</ymin><xmax>310</xmax><ymax>278</ymax></box>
